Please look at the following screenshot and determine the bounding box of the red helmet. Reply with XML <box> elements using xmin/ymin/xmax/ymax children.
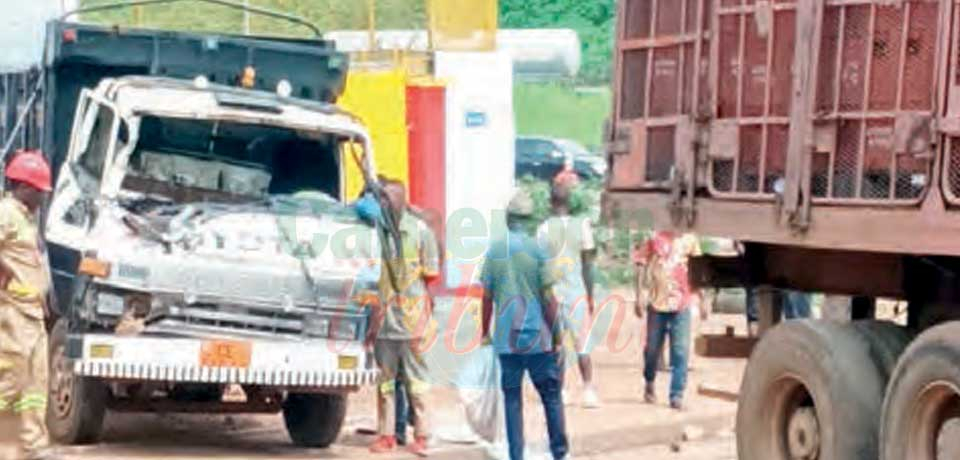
<box><xmin>5</xmin><ymin>150</ymin><xmax>52</xmax><ymax>192</ymax></box>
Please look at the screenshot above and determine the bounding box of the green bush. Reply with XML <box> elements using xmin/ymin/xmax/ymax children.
<box><xmin>500</xmin><ymin>0</ymin><xmax>615</xmax><ymax>85</ymax></box>
<box><xmin>517</xmin><ymin>176</ymin><xmax>646</xmax><ymax>288</ymax></box>
<box><xmin>78</xmin><ymin>0</ymin><xmax>427</xmax><ymax>35</ymax></box>
<box><xmin>79</xmin><ymin>0</ymin><xmax>617</xmax><ymax>86</ymax></box>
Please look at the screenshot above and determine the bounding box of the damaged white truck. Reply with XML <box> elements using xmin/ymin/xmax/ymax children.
<box><xmin>4</xmin><ymin>4</ymin><xmax>387</xmax><ymax>448</ymax></box>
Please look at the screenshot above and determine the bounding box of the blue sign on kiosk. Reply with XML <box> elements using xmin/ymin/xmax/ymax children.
<box><xmin>465</xmin><ymin>111</ymin><xmax>488</xmax><ymax>128</ymax></box>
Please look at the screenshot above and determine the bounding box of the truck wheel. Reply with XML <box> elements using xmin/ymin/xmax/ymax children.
<box><xmin>47</xmin><ymin>319</ymin><xmax>108</xmax><ymax>445</ymax></box>
<box><xmin>880</xmin><ymin>322</ymin><xmax>960</xmax><ymax>460</ymax></box>
<box><xmin>737</xmin><ymin>320</ymin><xmax>887</xmax><ymax>460</ymax></box>
<box><xmin>282</xmin><ymin>393</ymin><xmax>348</xmax><ymax>448</ymax></box>
<box><xmin>850</xmin><ymin>320</ymin><xmax>912</xmax><ymax>381</ymax></box>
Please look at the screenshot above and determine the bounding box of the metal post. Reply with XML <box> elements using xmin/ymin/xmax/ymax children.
<box><xmin>782</xmin><ymin>0</ymin><xmax>823</xmax><ymax>226</ymax></box>
<box><xmin>368</xmin><ymin>0</ymin><xmax>376</xmax><ymax>44</ymax></box>
<box><xmin>756</xmin><ymin>287</ymin><xmax>782</xmax><ymax>338</ymax></box>
<box><xmin>243</xmin><ymin>0</ymin><xmax>251</xmax><ymax>35</ymax></box>
<box><xmin>4</xmin><ymin>75</ymin><xmax>17</xmax><ymax>152</ymax></box>
<box><xmin>134</xmin><ymin>4</ymin><xmax>144</xmax><ymax>25</ymax></box>
<box><xmin>426</xmin><ymin>0</ymin><xmax>435</xmax><ymax>50</ymax></box>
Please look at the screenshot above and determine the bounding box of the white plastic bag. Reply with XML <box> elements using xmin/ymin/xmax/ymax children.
<box><xmin>457</xmin><ymin>344</ymin><xmax>503</xmax><ymax>444</ymax></box>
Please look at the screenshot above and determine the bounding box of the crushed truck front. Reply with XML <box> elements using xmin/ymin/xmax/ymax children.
<box><xmin>44</xmin><ymin>76</ymin><xmax>383</xmax><ymax>447</ymax></box>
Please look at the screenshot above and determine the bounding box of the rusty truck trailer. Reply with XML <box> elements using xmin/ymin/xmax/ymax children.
<box><xmin>606</xmin><ymin>1</ymin><xmax>960</xmax><ymax>459</ymax></box>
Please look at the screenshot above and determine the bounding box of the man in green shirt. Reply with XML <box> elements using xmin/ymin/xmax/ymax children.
<box><xmin>481</xmin><ymin>189</ymin><xmax>569</xmax><ymax>460</ymax></box>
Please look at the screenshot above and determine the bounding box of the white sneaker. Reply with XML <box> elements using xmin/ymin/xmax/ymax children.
<box><xmin>581</xmin><ymin>386</ymin><xmax>602</xmax><ymax>409</ymax></box>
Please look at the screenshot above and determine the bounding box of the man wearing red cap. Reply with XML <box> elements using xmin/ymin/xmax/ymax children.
<box><xmin>0</xmin><ymin>150</ymin><xmax>55</xmax><ymax>459</ymax></box>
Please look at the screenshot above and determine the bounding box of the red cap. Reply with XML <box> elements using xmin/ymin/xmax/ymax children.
<box><xmin>6</xmin><ymin>150</ymin><xmax>52</xmax><ymax>192</ymax></box>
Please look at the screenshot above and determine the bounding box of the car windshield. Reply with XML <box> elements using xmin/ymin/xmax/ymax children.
<box><xmin>554</xmin><ymin>139</ymin><xmax>593</xmax><ymax>158</ymax></box>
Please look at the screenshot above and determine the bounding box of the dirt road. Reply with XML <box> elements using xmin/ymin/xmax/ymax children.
<box><xmin>3</xmin><ymin>302</ymin><xmax>747</xmax><ymax>460</ymax></box>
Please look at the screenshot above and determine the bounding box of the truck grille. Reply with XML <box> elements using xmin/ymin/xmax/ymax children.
<box><xmin>165</xmin><ymin>303</ymin><xmax>306</xmax><ymax>337</ymax></box>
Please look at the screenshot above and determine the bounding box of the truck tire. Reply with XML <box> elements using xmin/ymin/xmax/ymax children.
<box><xmin>737</xmin><ymin>320</ymin><xmax>887</xmax><ymax>460</ymax></box>
<box><xmin>47</xmin><ymin>319</ymin><xmax>108</xmax><ymax>444</ymax></box>
<box><xmin>880</xmin><ymin>322</ymin><xmax>960</xmax><ymax>460</ymax></box>
<box><xmin>849</xmin><ymin>320</ymin><xmax>912</xmax><ymax>381</ymax></box>
<box><xmin>282</xmin><ymin>393</ymin><xmax>347</xmax><ymax>448</ymax></box>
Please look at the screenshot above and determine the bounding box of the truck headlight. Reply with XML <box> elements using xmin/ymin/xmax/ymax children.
<box><xmin>303</xmin><ymin>315</ymin><xmax>330</xmax><ymax>338</ymax></box>
<box><xmin>96</xmin><ymin>292</ymin><xmax>125</xmax><ymax>316</ymax></box>
<box><xmin>95</xmin><ymin>291</ymin><xmax>153</xmax><ymax>317</ymax></box>
<box><xmin>330</xmin><ymin>320</ymin><xmax>359</xmax><ymax>341</ymax></box>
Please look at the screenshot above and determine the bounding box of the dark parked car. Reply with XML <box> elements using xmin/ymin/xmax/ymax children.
<box><xmin>515</xmin><ymin>136</ymin><xmax>606</xmax><ymax>181</ymax></box>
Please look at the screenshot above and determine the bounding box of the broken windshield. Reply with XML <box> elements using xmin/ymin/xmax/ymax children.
<box><xmin>121</xmin><ymin>116</ymin><xmax>349</xmax><ymax>206</ymax></box>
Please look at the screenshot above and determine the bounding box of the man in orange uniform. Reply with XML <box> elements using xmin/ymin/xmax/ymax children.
<box><xmin>0</xmin><ymin>150</ymin><xmax>55</xmax><ymax>460</ymax></box>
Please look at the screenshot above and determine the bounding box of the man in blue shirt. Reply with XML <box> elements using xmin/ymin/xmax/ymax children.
<box><xmin>480</xmin><ymin>189</ymin><xmax>569</xmax><ymax>460</ymax></box>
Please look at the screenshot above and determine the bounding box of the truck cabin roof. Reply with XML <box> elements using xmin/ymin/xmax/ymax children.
<box><xmin>93</xmin><ymin>76</ymin><xmax>369</xmax><ymax>141</ymax></box>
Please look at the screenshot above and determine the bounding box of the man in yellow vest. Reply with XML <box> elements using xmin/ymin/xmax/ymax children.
<box><xmin>368</xmin><ymin>178</ymin><xmax>440</xmax><ymax>457</ymax></box>
<box><xmin>0</xmin><ymin>150</ymin><xmax>55</xmax><ymax>460</ymax></box>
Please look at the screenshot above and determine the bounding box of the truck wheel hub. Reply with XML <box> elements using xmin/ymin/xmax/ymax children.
<box><xmin>787</xmin><ymin>406</ymin><xmax>820</xmax><ymax>460</ymax></box>
<box><xmin>51</xmin><ymin>345</ymin><xmax>74</xmax><ymax>419</ymax></box>
<box><xmin>909</xmin><ymin>381</ymin><xmax>960</xmax><ymax>460</ymax></box>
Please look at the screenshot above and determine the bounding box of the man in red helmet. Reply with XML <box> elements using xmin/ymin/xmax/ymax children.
<box><xmin>0</xmin><ymin>150</ymin><xmax>56</xmax><ymax>459</ymax></box>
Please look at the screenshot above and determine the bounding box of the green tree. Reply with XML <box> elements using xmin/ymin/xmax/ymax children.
<box><xmin>499</xmin><ymin>0</ymin><xmax>615</xmax><ymax>84</ymax></box>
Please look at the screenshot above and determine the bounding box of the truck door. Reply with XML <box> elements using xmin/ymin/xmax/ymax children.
<box><xmin>608</xmin><ymin>0</ymin><xmax>711</xmax><ymax>190</ymax></box>
<box><xmin>704</xmin><ymin>0</ymin><xmax>797</xmax><ymax>199</ymax></box>
<box><xmin>939</xmin><ymin>0</ymin><xmax>960</xmax><ymax>205</ymax></box>
<box><xmin>45</xmin><ymin>89</ymin><xmax>122</xmax><ymax>315</ymax></box>
<box><xmin>807</xmin><ymin>0</ymin><xmax>943</xmax><ymax>206</ymax></box>
<box><xmin>704</xmin><ymin>0</ymin><xmax>945</xmax><ymax>208</ymax></box>
<box><xmin>46</xmin><ymin>89</ymin><xmax>120</xmax><ymax>247</ymax></box>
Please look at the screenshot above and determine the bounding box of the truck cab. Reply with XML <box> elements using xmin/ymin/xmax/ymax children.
<box><xmin>22</xmin><ymin>14</ymin><xmax>383</xmax><ymax>448</ymax></box>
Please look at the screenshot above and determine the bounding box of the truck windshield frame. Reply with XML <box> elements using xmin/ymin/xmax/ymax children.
<box><xmin>114</xmin><ymin>114</ymin><xmax>356</xmax><ymax>204</ymax></box>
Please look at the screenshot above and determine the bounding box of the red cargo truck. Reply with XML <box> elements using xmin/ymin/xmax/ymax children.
<box><xmin>605</xmin><ymin>1</ymin><xmax>960</xmax><ymax>459</ymax></box>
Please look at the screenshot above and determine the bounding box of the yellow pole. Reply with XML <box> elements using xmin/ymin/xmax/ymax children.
<box><xmin>133</xmin><ymin>4</ymin><xmax>144</xmax><ymax>26</ymax></box>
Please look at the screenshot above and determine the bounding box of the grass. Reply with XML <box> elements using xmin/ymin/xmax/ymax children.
<box><xmin>78</xmin><ymin>0</ymin><xmax>426</xmax><ymax>35</ymax></box>
<box><xmin>514</xmin><ymin>82</ymin><xmax>611</xmax><ymax>151</ymax></box>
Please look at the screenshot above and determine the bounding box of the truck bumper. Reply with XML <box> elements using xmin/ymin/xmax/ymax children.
<box><xmin>68</xmin><ymin>334</ymin><xmax>378</xmax><ymax>388</ymax></box>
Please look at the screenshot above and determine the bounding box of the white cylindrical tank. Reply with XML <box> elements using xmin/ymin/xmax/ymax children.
<box><xmin>497</xmin><ymin>29</ymin><xmax>581</xmax><ymax>79</ymax></box>
<box><xmin>324</xmin><ymin>29</ymin><xmax>582</xmax><ymax>79</ymax></box>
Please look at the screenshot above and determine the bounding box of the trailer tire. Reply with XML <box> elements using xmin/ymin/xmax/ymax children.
<box><xmin>850</xmin><ymin>321</ymin><xmax>911</xmax><ymax>379</ymax></box>
<box><xmin>737</xmin><ymin>320</ymin><xmax>887</xmax><ymax>460</ymax></box>
<box><xmin>880</xmin><ymin>322</ymin><xmax>960</xmax><ymax>460</ymax></box>
<box><xmin>47</xmin><ymin>319</ymin><xmax>108</xmax><ymax>445</ymax></box>
<box><xmin>283</xmin><ymin>393</ymin><xmax>347</xmax><ymax>448</ymax></box>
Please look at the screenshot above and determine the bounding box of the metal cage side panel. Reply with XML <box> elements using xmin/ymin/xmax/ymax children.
<box><xmin>609</xmin><ymin>0</ymin><xmax>711</xmax><ymax>191</ymax></box>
